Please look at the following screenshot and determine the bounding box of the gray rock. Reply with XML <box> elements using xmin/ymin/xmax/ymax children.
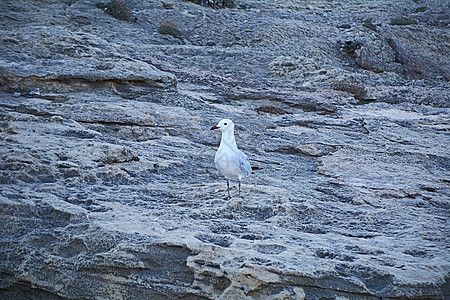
<box><xmin>0</xmin><ymin>57</ymin><xmax>177</xmax><ymax>94</ymax></box>
<box><xmin>382</xmin><ymin>26</ymin><xmax>450</xmax><ymax>79</ymax></box>
<box><xmin>355</xmin><ymin>36</ymin><xmax>403</xmax><ymax>74</ymax></box>
<box><xmin>0</xmin><ymin>0</ymin><xmax>449</xmax><ymax>299</ymax></box>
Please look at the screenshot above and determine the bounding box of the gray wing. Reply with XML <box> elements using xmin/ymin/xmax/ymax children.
<box><xmin>238</xmin><ymin>151</ymin><xmax>252</xmax><ymax>176</ymax></box>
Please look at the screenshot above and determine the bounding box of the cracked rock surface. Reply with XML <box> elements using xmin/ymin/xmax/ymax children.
<box><xmin>0</xmin><ymin>0</ymin><xmax>449</xmax><ymax>299</ymax></box>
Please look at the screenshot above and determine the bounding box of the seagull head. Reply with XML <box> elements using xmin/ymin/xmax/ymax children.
<box><xmin>211</xmin><ymin>119</ymin><xmax>234</xmax><ymax>132</ymax></box>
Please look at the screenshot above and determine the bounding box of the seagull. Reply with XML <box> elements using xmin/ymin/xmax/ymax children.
<box><xmin>211</xmin><ymin>119</ymin><xmax>251</xmax><ymax>199</ymax></box>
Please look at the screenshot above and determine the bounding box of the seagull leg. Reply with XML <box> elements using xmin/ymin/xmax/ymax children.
<box><xmin>224</xmin><ymin>179</ymin><xmax>232</xmax><ymax>200</ymax></box>
<box><xmin>238</xmin><ymin>180</ymin><xmax>242</xmax><ymax>198</ymax></box>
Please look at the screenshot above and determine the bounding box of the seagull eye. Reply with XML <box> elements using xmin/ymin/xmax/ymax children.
<box><xmin>224</xmin><ymin>123</ymin><xmax>227</xmax><ymax>125</ymax></box>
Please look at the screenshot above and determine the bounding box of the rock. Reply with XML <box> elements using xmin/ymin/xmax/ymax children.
<box><xmin>256</xmin><ymin>105</ymin><xmax>288</xmax><ymax>115</ymax></box>
<box><xmin>355</xmin><ymin>36</ymin><xmax>403</xmax><ymax>73</ymax></box>
<box><xmin>269</xmin><ymin>56</ymin><xmax>319</xmax><ymax>78</ymax></box>
<box><xmin>381</xmin><ymin>26</ymin><xmax>450</xmax><ymax>79</ymax></box>
<box><xmin>337</xmin><ymin>24</ymin><xmax>351</xmax><ymax>29</ymax></box>
<box><xmin>0</xmin><ymin>57</ymin><xmax>177</xmax><ymax>94</ymax></box>
<box><xmin>0</xmin><ymin>0</ymin><xmax>449</xmax><ymax>299</ymax></box>
<box><xmin>187</xmin><ymin>0</ymin><xmax>235</xmax><ymax>9</ymax></box>
<box><xmin>296</xmin><ymin>143</ymin><xmax>338</xmax><ymax>157</ymax></box>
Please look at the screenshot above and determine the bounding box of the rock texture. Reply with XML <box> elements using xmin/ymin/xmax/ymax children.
<box><xmin>0</xmin><ymin>0</ymin><xmax>449</xmax><ymax>299</ymax></box>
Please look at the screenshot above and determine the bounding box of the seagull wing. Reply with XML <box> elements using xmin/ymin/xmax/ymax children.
<box><xmin>238</xmin><ymin>151</ymin><xmax>252</xmax><ymax>176</ymax></box>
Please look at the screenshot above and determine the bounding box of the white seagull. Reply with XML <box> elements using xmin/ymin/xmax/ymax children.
<box><xmin>211</xmin><ymin>119</ymin><xmax>252</xmax><ymax>199</ymax></box>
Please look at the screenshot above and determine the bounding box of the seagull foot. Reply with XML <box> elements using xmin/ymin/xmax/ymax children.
<box><xmin>223</xmin><ymin>196</ymin><xmax>232</xmax><ymax>200</ymax></box>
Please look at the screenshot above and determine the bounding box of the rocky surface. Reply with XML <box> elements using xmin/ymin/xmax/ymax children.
<box><xmin>0</xmin><ymin>0</ymin><xmax>449</xmax><ymax>299</ymax></box>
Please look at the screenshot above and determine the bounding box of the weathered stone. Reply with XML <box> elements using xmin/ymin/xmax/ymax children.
<box><xmin>0</xmin><ymin>0</ymin><xmax>449</xmax><ymax>299</ymax></box>
<box><xmin>0</xmin><ymin>57</ymin><xmax>177</xmax><ymax>94</ymax></box>
<box><xmin>381</xmin><ymin>26</ymin><xmax>450</xmax><ymax>79</ymax></box>
<box><xmin>356</xmin><ymin>36</ymin><xmax>403</xmax><ymax>73</ymax></box>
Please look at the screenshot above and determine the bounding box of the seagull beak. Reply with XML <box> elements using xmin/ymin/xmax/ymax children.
<box><xmin>211</xmin><ymin>125</ymin><xmax>219</xmax><ymax>130</ymax></box>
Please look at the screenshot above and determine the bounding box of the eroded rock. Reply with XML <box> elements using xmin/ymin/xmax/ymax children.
<box><xmin>0</xmin><ymin>0</ymin><xmax>449</xmax><ymax>299</ymax></box>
